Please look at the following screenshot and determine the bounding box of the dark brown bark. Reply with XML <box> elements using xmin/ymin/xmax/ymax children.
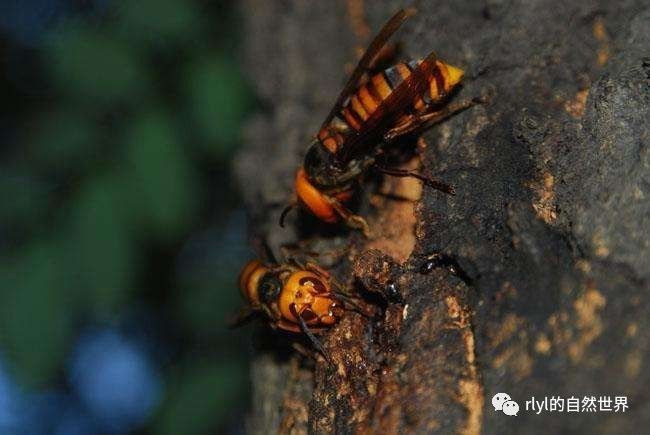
<box><xmin>235</xmin><ymin>1</ymin><xmax>650</xmax><ymax>434</ymax></box>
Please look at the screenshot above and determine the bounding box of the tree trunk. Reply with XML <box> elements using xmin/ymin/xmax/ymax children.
<box><xmin>235</xmin><ymin>1</ymin><xmax>650</xmax><ymax>434</ymax></box>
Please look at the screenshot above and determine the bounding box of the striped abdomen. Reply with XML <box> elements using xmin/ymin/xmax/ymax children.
<box><xmin>239</xmin><ymin>260</ymin><xmax>267</xmax><ymax>307</ymax></box>
<box><xmin>318</xmin><ymin>59</ymin><xmax>464</xmax><ymax>153</ymax></box>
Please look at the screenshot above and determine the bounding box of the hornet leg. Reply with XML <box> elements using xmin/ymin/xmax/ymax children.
<box><xmin>374</xmin><ymin>164</ymin><xmax>455</xmax><ymax>195</ymax></box>
<box><xmin>329</xmin><ymin>198</ymin><xmax>371</xmax><ymax>238</ymax></box>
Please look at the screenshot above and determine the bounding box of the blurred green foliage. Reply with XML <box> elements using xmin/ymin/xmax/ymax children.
<box><xmin>175</xmin><ymin>222</ymin><xmax>249</xmax><ymax>338</ymax></box>
<box><xmin>117</xmin><ymin>0</ymin><xmax>204</xmax><ymax>46</ymax></box>
<box><xmin>0</xmin><ymin>171</ymin><xmax>53</xmax><ymax>228</ymax></box>
<box><xmin>26</xmin><ymin>109</ymin><xmax>98</xmax><ymax>173</ymax></box>
<box><xmin>66</xmin><ymin>175</ymin><xmax>136</xmax><ymax>315</ymax></box>
<box><xmin>0</xmin><ymin>241</ymin><xmax>73</xmax><ymax>387</ymax></box>
<box><xmin>154</xmin><ymin>361</ymin><xmax>246</xmax><ymax>435</ymax></box>
<box><xmin>184</xmin><ymin>57</ymin><xmax>250</xmax><ymax>151</ymax></box>
<box><xmin>0</xmin><ymin>0</ymin><xmax>253</xmax><ymax>432</ymax></box>
<box><xmin>47</xmin><ymin>25</ymin><xmax>150</xmax><ymax>104</ymax></box>
<box><xmin>123</xmin><ymin>110</ymin><xmax>199</xmax><ymax>239</ymax></box>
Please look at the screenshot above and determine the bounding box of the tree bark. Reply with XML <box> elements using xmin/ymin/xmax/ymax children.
<box><xmin>236</xmin><ymin>1</ymin><xmax>650</xmax><ymax>434</ymax></box>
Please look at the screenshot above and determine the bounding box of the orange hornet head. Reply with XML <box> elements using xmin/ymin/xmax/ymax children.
<box><xmin>279</xmin><ymin>270</ymin><xmax>342</xmax><ymax>328</ymax></box>
<box><xmin>294</xmin><ymin>168</ymin><xmax>339</xmax><ymax>223</ymax></box>
<box><xmin>281</xmin><ymin>139</ymin><xmax>352</xmax><ymax>226</ymax></box>
<box><xmin>292</xmin><ymin>166</ymin><xmax>352</xmax><ymax>225</ymax></box>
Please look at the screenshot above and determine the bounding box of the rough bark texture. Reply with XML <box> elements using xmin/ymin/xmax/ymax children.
<box><xmin>235</xmin><ymin>1</ymin><xmax>649</xmax><ymax>434</ymax></box>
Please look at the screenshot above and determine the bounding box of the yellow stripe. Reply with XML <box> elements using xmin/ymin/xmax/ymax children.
<box><xmin>358</xmin><ymin>86</ymin><xmax>379</xmax><ymax>114</ymax></box>
<box><xmin>350</xmin><ymin>95</ymin><xmax>368</xmax><ymax>121</ymax></box>
<box><xmin>343</xmin><ymin>107</ymin><xmax>361</xmax><ymax>130</ymax></box>
<box><xmin>371</xmin><ymin>73</ymin><xmax>392</xmax><ymax>98</ymax></box>
<box><xmin>429</xmin><ymin>79</ymin><xmax>439</xmax><ymax>101</ymax></box>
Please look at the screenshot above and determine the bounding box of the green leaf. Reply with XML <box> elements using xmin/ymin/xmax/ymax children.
<box><xmin>0</xmin><ymin>241</ymin><xmax>74</xmax><ymax>387</ymax></box>
<box><xmin>123</xmin><ymin>110</ymin><xmax>199</xmax><ymax>240</ymax></box>
<box><xmin>26</xmin><ymin>108</ymin><xmax>98</xmax><ymax>173</ymax></box>
<box><xmin>178</xmin><ymin>280</ymin><xmax>242</xmax><ymax>337</ymax></box>
<box><xmin>153</xmin><ymin>361</ymin><xmax>246</xmax><ymax>435</ymax></box>
<box><xmin>0</xmin><ymin>171</ymin><xmax>51</xmax><ymax>228</ymax></box>
<box><xmin>183</xmin><ymin>56</ymin><xmax>250</xmax><ymax>155</ymax></box>
<box><xmin>117</xmin><ymin>0</ymin><xmax>203</xmax><ymax>46</ymax></box>
<box><xmin>174</xmin><ymin>223</ymin><xmax>250</xmax><ymax>336</ymax></box>
<box><xmin>45</xmin><ymin>24</ymin><xmax>149</xmax><ymax>104</ymax></box>
<box><xmin>65</xmin><ymin>175</ymin><xmax>135</xmax><ymax>316</ymax></box>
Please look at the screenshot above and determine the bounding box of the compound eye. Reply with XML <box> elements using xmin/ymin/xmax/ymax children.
<box><xmin>304</xmin><ymin>144</ymin><xmax>324</xmax><ymax>173</ymax></box>
<box><xmin>259</xmin><ymin>275</ymin><xmax>282</xmax><ymax>304</ymax></box>
<box><xmin>303</xmin><ymin>145</ymin><xmax>325</xmax><ymax>183</ymax></box>
<box><xmin>303</xmin><ymin>143</ymin><xmax>336</xmax><ymax>187</ymax></box>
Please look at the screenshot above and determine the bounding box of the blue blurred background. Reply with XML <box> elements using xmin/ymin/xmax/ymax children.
<box><xmin>0</xmin><ymin>0</ymin><xmax>253</xmax><ymax>433</ymax></box>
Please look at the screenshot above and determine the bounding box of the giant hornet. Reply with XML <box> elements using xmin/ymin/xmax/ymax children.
<box><xmin>280</xmin><ymin>8</ymin><xmax>484</xmax><ymax>235</ymax></box>
<box><xmin>236</xmin><ymin>251</ymin><xmax>363</xmax><ymax>362</ymax></box>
